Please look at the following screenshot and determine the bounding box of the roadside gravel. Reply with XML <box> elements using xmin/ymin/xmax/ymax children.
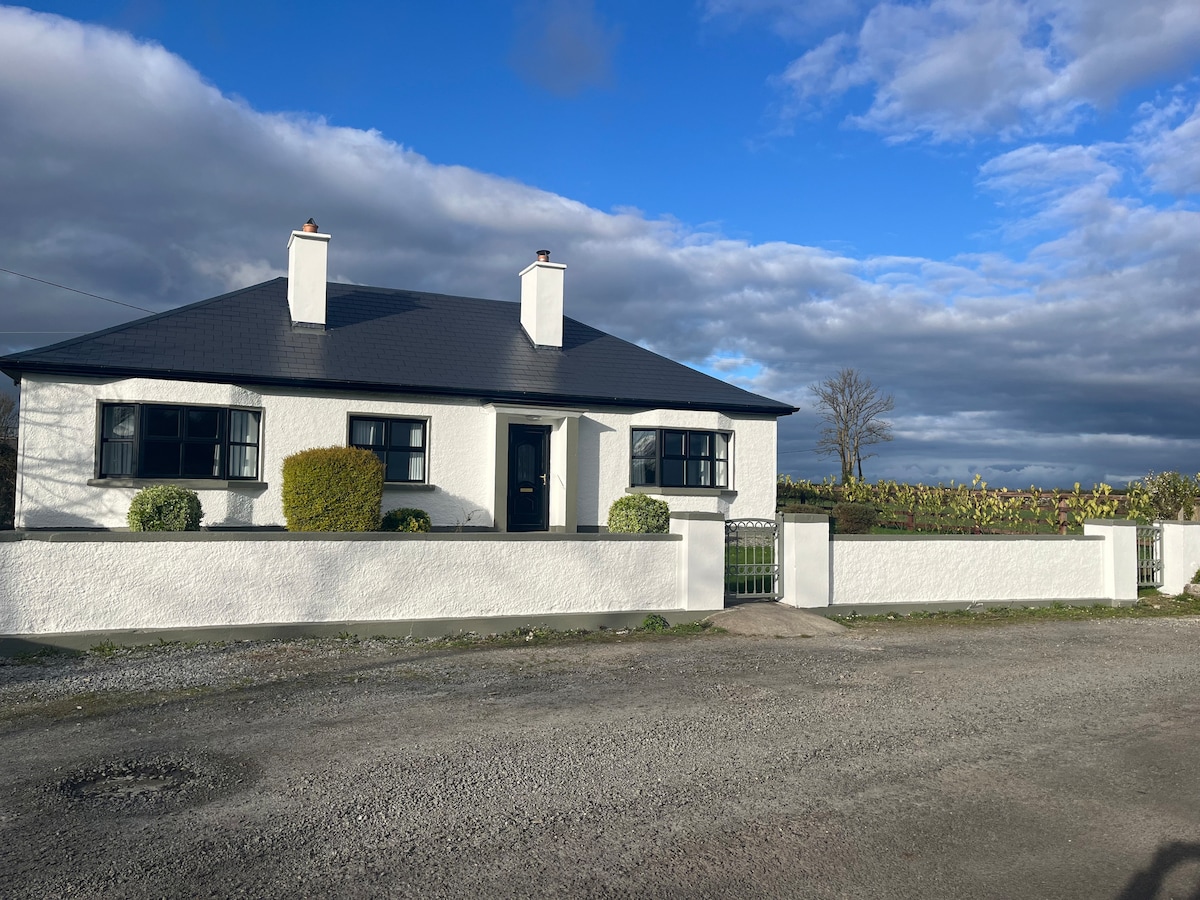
<box><xmin>2</xmin><ymin>618</ymin><xmax>1199</xmax><ymax>899</ymax></box>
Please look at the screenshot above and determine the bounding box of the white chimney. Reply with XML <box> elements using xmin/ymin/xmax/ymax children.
<box><xmin>519</xmin><ymin>249</ymin><xmax>566</xmax><ymax>348</ymax></box>
<box><xmin>287</xmin><ymin>218</ymin><xmax>330</xmax><ymax>328</ymax></box>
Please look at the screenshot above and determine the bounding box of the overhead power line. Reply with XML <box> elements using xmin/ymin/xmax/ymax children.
<box><xmin>0</xmin><ymin>266</ymin><xmax>154</xmax><ymax>313</ymax></box>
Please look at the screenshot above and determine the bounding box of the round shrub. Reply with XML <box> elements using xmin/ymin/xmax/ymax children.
<box><xmin>281</xmin><ymin>447</ymin><xmax>384</xmax><ymax>532</ymax></box>
<box><xmin>380</xmin><ymin>507</ymin><xmax>432</xmax><ymax>533</ymax></box>
<box><xmin>127</xmin><ymin>485</ymin><xmax>203</xmax><ymax>532</ymax></box>
<box><xmin>832</xmin><ymin>501</ymin><xmax>879</xmax><ymax>534</ymax></box>
<box><xmin>607</xmin><ymin>494</ymin><xmax>670</xmax><ymax>534</ymax></box>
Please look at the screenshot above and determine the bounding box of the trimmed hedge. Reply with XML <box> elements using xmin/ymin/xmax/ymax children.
<box><xmin>607</xmin><ymin>494</ymin><xmax>670</xmax><ymax>534</ymax></box>
<box><xmin>281</xmin><ymin>446</ymin><xmax>384</xmax><ymax>532</ymax></box>
<box><xmin>127</xmin><ymin>485</ymin><xmax>203</xmax><ymax>532</ymax></box>
<box><xmin>832</xmin><ymin>501</ymin><xmax>879</xmax><ymax>534</ymax></box>
<box><xmin>380</xmin><ymin>507</ymin><xmax>432</xmax><ymax>533</ymax></box>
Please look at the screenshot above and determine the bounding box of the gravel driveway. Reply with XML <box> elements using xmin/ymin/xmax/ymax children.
<box><xmin>2</xmin><ymin>617</ymin><xmax>1199</xmax><ymax>899</ymax></box>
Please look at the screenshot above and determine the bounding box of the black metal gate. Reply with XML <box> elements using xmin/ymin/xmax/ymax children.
<box><xmin>724</xmin><ymin>517</ymin><xmax>780</xmax><ymax>602</ymax></box>
<box><xmin>1137</xmin><ymin>524</ymin><xmax>1162</xmax><ymax>588</ymax></box>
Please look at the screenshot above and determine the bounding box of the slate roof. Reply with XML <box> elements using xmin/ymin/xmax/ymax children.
<box><xmin>0</xmin><ymin>278</ymin><xmax>796</xmax><ymax>416</ymax></box>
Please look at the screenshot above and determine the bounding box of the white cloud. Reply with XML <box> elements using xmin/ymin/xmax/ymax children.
<box><xmin>1</xmin><ymin>6</ymin><xmax>1199</xmax><ymax>485</ymax></box>
<box><xmin>1135</xmin><ymin>88</ymin><xmax>1200</xmax><ymax>194</ymax></box>
<box><xmin>758</xmin><ymin>0</ymin><xmax>1200</xmax><ymax>142</ymax></box>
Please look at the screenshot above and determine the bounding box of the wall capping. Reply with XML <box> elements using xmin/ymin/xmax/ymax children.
<box><xmin>1</xmin><ymin>529</ymin><xmax>680</xmax><ymax>543</ymax></box>
<box><xmin>832</xmin><ymin>533</ymin><xmax>1104</xmax><ymax>542</ymax></box>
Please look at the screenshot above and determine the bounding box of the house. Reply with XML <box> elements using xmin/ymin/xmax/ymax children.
<box><xmin>0</xmin><ymin>223</ymin><xmax>796</xmax><ymax>532</ymax></box>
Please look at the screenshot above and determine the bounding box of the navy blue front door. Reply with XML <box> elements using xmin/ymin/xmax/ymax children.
<box><xmin>507</xmin><ymin>424</ymin><xmax>550</xmax><ymax>532</ymax></box>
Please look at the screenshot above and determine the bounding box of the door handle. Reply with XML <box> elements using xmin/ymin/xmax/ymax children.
<box><xmin>540</xmin><ymin>474</ymin><xmax>547</xmax><ymax>485</ymax></box>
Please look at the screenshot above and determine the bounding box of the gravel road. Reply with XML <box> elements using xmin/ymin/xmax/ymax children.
<box><xmin>1</xmin><ymin>617</ymin><xmax>1199</xmax><ymax>899</ymax></box>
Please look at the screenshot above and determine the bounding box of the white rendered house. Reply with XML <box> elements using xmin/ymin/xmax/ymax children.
<box><xmin>1</xmin><ymin>225</ymin><xmax>796</xmax><ymax>531</ymax></box>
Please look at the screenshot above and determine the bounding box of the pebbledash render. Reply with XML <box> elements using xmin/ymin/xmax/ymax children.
<box><xmin>0</xmin><ymin>224</ymin><xmax>796</xmax><ymax>532</ymax></box>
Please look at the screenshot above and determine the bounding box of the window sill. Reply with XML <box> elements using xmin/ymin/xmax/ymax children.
<box><xmin>383</xmin><ymin>483</ymin><xmax>435</xmax><ymax>491</ymax></box>
<box><xmin>626</xmin><ymin>486</ymin><xmax>737</xmax><ymax>498</ymax></box>
<box><xmin>88</xmin><ymin>478</ymin><xmax>268</xmax><ymax>490</ymax></box>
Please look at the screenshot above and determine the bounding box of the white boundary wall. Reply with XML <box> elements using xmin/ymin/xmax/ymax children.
<box><xmin>779</xmin><ymin>515</ymin><xmax>1138</xmax><ymax>609</ymax></box>
<box><xmin>0</xmin><ymin>513</ymin><xmax>726</xmax><ymax>638</ymax></box>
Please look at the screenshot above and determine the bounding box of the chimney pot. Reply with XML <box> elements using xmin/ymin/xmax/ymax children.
<box><xmin>536</xmin><ymin>249</ymin><xmax>550</xmax><ymax>262</ymax></box>
<box><xmin>302</xmin><ymin>218</ymin><xmax>319</xmax><ymax>233</ymax></box>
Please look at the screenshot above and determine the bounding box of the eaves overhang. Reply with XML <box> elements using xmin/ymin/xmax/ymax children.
<box><xmin>0</xmin><ymin>360</ymin><xmax>799</xmax><ymax>418</ymax></box>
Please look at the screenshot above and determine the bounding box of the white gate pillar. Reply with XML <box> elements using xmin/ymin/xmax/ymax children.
<box><xmin>1083</xmin><ymin>520</ymin><xmax>1138</xmax><ymax>604</ymax></box>
<box><xmin>779</xmin><ymin>513</ymin><xmax>831</xmax><ymax>608</ymax></box>
<box><xmin>671</xmin><ymin>512</ymin><xmax>726</xmax><ymax>611</ymax></box>
<box><xmin>1158</xmin><ymin>522</ymin><xmax>1200</xmax><ymax>595</ymax></box>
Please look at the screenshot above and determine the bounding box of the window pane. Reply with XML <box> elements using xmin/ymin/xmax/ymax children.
<box><xmin>686</xmin><ymin>459</ymin><xmax>711</xmax><ymax>486</ymax></box>
<box><xmin>390</xmin><ymin>421</ymin><xmax>424</xmax><ymax>449</ymax></box>
<box><xmin>186</xmin><ymin>408</ymin><xmax>220</xmax><ymax>439</ymax></box>
<box><xmin>385</xmin><ymin>451</ymin><xmax>421</xmax><ymax>482</ymax></box>
<box><xmin>631</xmin><ymin>429</ymin><xmax>656</xmax><ymax>457</ymax></box>
<box><xmin>101</xmin><ymin>442</ymin><xmax>134</xmax><ymax>476</ymax></box>
<box><xmin>663</xmin><ymin>431</ymin><xmax>685</xmax><ymax>457</ymax></box>
<box><xmin>715</xmin><ymin>460</ymin><xmax>728</xmax><ymax>488</ymax></box>
<box><xmin>229</xmin><ymin>445</ymin><xmax>258</xmax><ymax>479</ymax></box>
<box><xmin>103</xmin><ymin>405</ymin><xmax>136</xmax><ymax>439</ymax></box>
<box><xmin>229</xmin><ymin>410</ymin><xmax>259</xmax><ymax>444</ymax></box>
<box><xmin>689</xmin><ymin>432</ymin><xmax>710</xmax><ymax>458</ymax></box>
<box><xmin>384</xmin><ymin>451</ymin><xmax>424</xmax><ymax>482</ymax></box>
<box><xmin>144</xmin><ymin>407</ymin><xmax>180</xmax><ymax>438</ymax></box>
<box><xmin>141</xmin><ymin>442</ymin><xmax>180</xmax><ymax>476</ymax></box>
<box><xmin>662</xmin><ymin>459</ymin><xmax>685</xmax><ymax>487</ymax></box>
<box><xmin>351</xmin><ymin>419</ymin><xmax>384</xmax><ymax>447</ymax></box>
<box><xmin>182</xmin><ymin>442</ymin><xmax>220</xmax><ymax>477</ymax></box>
<box><xmin>715</xmin><ymin>433</ymin><xmax>729</xmax><ymax>461</ymax></box>
<box><xmin>631</xmin><ymin>458</ymin><xmax>656</xmax><ymax>486</ymax></box>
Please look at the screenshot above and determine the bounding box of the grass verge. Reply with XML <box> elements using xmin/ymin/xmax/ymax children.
<box><xmin>830</xmin><ymin>592</ymin><xmax>1200</xmax><ymax>628</ymax></box>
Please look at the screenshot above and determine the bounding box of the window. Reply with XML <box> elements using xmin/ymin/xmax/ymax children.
<box><xmin>630</xmin><ymin>428</ymin><xmax>729</xmax><ymax>489</ymax></box>
<box><xmin>97</xmin><ymin>403</ymin><xmax>261</xmax><ymax>480</ymax></box>
<box><xmin>349</xmin><ymin>416</ymin><xmax>427</xmax><ymax>483</ymax></box>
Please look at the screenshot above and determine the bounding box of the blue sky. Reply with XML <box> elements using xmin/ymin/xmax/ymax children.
<box><xmin>2</xmin><ymin>1</ymin><xmax>1200</xmax><ymax>487</ymax></box>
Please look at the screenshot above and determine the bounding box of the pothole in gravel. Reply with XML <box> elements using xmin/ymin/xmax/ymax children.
<box><xmin>53</xmin><ymin>752</ymin><xmax>252</xmax><ymax>811</ymax></box>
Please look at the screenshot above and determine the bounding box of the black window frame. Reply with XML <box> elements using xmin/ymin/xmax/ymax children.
<box><xmin>348</xmin><ymin>416</ymin><xmax>429</xmax><ymax>484</ymax></box>
<box><xmin>630</xmin><ymin>428</ymin><xmax>730</xmax><ymax>489</ymax></box>
<box><xmin>96</xmin><ymin>402</ymin><xmax>262</xmax><ymax>481</ymax></box>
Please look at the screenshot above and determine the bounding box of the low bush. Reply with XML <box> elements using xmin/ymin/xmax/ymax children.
<box><xmin>281</xmin><ymin>447</ymin><xmax>383</xmax><ymax>532</ymax></box>
<box><xmin>127</xmin><ymin>485</ymin><xmax>203</xmax><ymax>532</ymax></box>
<box><xmin>641</xmin><ymin>614</ymin><xmax>669</xmax><ymax>632</ymax></box>
<box><xmin>832</xmin><ymin>501</ymin><xmax>878</xmax><ymax>534</ymax></box>
<box><xmin>607</xmin><ymin>494</ymin><xmax>670</xmax><ymax>534</ymax></box>
<box><xmin>380</xmin><ymin>507</ymin><xmax>432</xmax><ymax>533</ymax></box>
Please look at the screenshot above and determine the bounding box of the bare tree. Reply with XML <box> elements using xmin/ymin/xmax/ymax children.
<box><xmin>809</xmin><ymin>368</ymin><xmax>894</xmax><ymax>483</ymax></box>
<box><xmin>0</xmin><ymin>393</ymin><xmax>16</xmax><ymax>445</ymax></box>
<box><xmin>0</xmin><ymin>393</ymin><xmax>15</xmax><ymax>530</ymax></box>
